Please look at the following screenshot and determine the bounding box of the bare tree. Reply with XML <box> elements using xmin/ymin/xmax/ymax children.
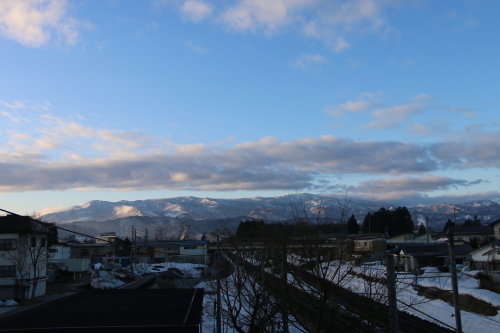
<box><xmin>207</xmin><ymin>224</ymin><xmax>305</xmax><ymax>333</ymax></box>
<box><xmin>0</xmin><ymin>239</ymin><xmax>30</xmax><ymax>301</ymax></box>
<box><xmin>0</xmin><ymin>217</ymin><xmax>49</xmax><ymax>300</ymax></box>
<box><xmin>334</xmin><ymin>191</ymin><xmax>353</xmax><ymax>225</ymax></box>
<box><xmin>205</xmin><ymin>194</ymin><xmax>429</xmax><ymax>332</ymax></box>
<box><xmin>178</xmin><ymin>222</ymin><xmax>194</xmax><ymax>240</ymax></box>
<box><xmin>153</xmin><ymin>222</ymin><xmax>168</xmax><ymax>242</ymax></box>
<box><xmin>25</xmin><ymin>231</ymin><xmax>48</xmax><ymax>299</ymax></box>
<box><xmin>281</xmin><ymin>194</ymin><xmax>361</xmax><ymax>332</ymax></box>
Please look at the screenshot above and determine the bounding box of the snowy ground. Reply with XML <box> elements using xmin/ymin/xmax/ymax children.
<box><xmin>334</xmin><ymin>262</ymin><xmax>500</xmax><ymax>333</ymax></box>
<box><xmin>123</xmin><ymin>262</ymin><xmax>207</xmax><ymax>277</ymax></box>
<box><xmin>93</xmin><ymin>258</ymin><xmax>500</xmax><ymax>332</ymax></box>
<box><xmin>90</xmin><ymin>262</ymin><xmax>208</xmax><ymax>289</ymax></box>
<box><xmin>196</xmin><ymin>275</ymin><xmax>306</xmax><ymax>333</ymax></box>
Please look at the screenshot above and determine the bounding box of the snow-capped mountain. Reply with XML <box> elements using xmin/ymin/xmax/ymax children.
<box><xmin>409</xmin><ymin>200</ymin><xmax>500</xmax><ymax>229</ymax></box>
<box><xmin>38</xmin><ymin>194</ymin><xmax>500</xmax><ymax>238</ymax></box>
<box><xmin>40</xmin><ymin>194</ymin><xmax>386</xmax><ymax>224</ymax></box>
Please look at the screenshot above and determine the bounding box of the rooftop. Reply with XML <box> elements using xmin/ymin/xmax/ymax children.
<box><xmin>0</xmin><ymin>289</ymin><xmax>204</xmax><ymax>332</ymax></box>
<box><xmin>0</xmin><ymin>214</ymin><xmax>51</xmax><ymax>234</ymax></box>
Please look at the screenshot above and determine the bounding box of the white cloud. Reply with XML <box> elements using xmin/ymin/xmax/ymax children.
<box><xmin>136</xmin><ymin>21</ymin><xmax>158</xmax><ymax>37</ymax></box>
<box><xmin>324</xmin><ymin>108</ymin><xmax>344</xmax><ymax>118</ymax></box>
<box><xmin>340</xmin><ymin>100</ymin><xmax>371</xmax><ymax>112</ymax></box>
<box><xmin>220</xmin><ymin>0</ymin><xmax>295</xmax><ymax>33</ymax></box>
<box><xmin>328</xmin><ymin>0</ymin><xmax>384</xmax><ymax>28</ymax></box>
<box><xmin>365</xmin><ymin>103</ymin><xmax>423</xmax><ymax>129</ymax></box>
<box><xmin>353</xmin><ymin>176</ymin><xmax>470</xmax><ymax>193</ymax></box>
<box><xmin>1</xmin><ymin>111</ymin><xmax>28</xmax><ymax>124</ymax></box>
<box><xmin>445</xmin><ymin>106</ymin><xmax>478</xmax><ymax>119</ymax></box>
<box><xmin>1</xmin><ymin>100</ymin><xmax>51</xmax><ymax>111</ymax></box>
<box><xmin>1</xmin><ymin>101</ymin><xmax>26</xmax><ymax>109</ymax></box>
<box><xmin>324</xmin><ymin>100</ymin><xmax>370</xmax><ymax>117</ymax></box>
<box><xmin>409</xmin><ymin>119</ymin><xmax>452</xmax><ymax>137</ymax></box>
<box><xmin>290</xmin><ymin>53</ymin><xmax>326</xmax><ymax>69</ymax></box>
<box><xmin>331</xmin><ymin>36</ymin><xmax>350</xmax><ymax>52</ymax></box>
<box><xmin>185</xmin><ymin>40</ymin><xmax>208</xmax><ymax>53</ymax></box>
<box><xmin>2</xmin><ymin>112</ymin><xmax>500</xmax><ymax>202</ymax></box>
<box><xmin>181</xmin><ymin>0</ymin><xmax>212</xmax><ymax>22</ymax></box>
<box><xmin>155</xmin><ymin>0</ymin><xmax>392</xmax><ymax>52</ymax></box>
<box><xmin>326</xmin><ymin>94</ymin><xmax>428</xmax><ymax>129</ymax></box>
<box><xmin>0</xmin><ymin>0</ymin><xmax>90</xmax><ymax>47</ymax></box>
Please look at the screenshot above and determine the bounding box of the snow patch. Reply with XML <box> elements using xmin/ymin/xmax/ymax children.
<box><xmin>91</xmin><ymin>270</ymin><xmax>126</xmax><ymax>289</ymax></box>
<box><xmin>113</xmin><ymin>205</ymin><xmax>142</xmax><ymax>218</ymax></box>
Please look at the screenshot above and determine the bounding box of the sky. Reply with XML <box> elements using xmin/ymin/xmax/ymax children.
<box><xmin>1</xmin><ymin>0</ymin><xmax>500</xmax><ymax>215</ymax></box>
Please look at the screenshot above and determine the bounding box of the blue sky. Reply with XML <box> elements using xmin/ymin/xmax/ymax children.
<box><xmin>1</xmin><ymin>0</ymin><xmax>499</xmax><ymax>215</ymax></box>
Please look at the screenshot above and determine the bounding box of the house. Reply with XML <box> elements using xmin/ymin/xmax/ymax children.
<box><xmin>150</xmin><ymin>240</ymin><xmax>208</xmax><ymax>264</ymax></box>
<box><xmin>492</xmin><ymin>220</ymin><xmax>500</xmax><ymax>240</ymax></box>
<box><xmin>48</xmin><ymin>243</ymin><xmax>72</xmax><ymax>261</ymax></box>
<box><xmin>0</xmin><ymin>214</ymin><xmax>52</xmax><ymax>301</ymax></box>
<box><xmin>388</xmin><ymin>232</ymin><xmax>441</xmax><ymax>245</ymax></box>
<box><xmin>347</xmin><ymin>233</ymin><xmax>388</xmax><ymax>262</ymax></box>
<box><xmin>445</xmin><ymin>225</ymin><xmax>494</xmax><ymax>246</ymax></box>
<box><xmin>388</xmin><ymin>233</ymin><xmax>417</xmax><ymax>243</ymax></box>
<box><xmin>393</xmin><ymin>241</ymin><xmax>474</xmax><ymax>272</ymax></box>
<box><xmin>71</xmin><ymin>234</ymin><xmax>129</xmax><ymax>266</ymax></box>
<box><xmin>469</xmin><ymin>241</ymin><xmax>500</xmax><ymax>271</ymax></box>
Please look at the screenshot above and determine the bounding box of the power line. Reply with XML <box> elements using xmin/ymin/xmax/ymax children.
<box><xmin>397</xmin><ymin>298</ymin><xmax>458</xmax><ymax>332</ymax></box>
<box><xmin>0</xmin><ymin>208</ymin><xmax>203</xmax><ymax>258</ymax></box>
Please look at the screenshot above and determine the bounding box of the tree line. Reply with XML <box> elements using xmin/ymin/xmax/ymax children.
<box><xmin>237</xmin><ymin>205</ymin><xmax>415</xmax><ymax>239</ymax></box>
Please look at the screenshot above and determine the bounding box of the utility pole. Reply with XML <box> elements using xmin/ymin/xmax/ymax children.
<box><xmin>425</xmin><ymin>216</ymin><xmax>430</xmax><ymax>245</ymax></box>
<box><xmin>448</xmin><ymin>229</ymin><xmax>463</xmax><ymax>333</ymax></box>
<box><xmin>282</xmin><ymin>241</ymin><xmax>288</xmax><ymax>333</ymax></box>
<box><xmin>386</xmin><ymin>254</ymin><xmax>399</xmax><ymax>333</ymax></box>
<box><xmin>131</xmin><ymin>225</ymin><xmax>135</xmax><ymax>278</ymax></box>
<box><xmin>216</xmin><ymin>235</ymin><xmax>221</xmax><ymax>333</ymax></box>
<box><xmin>145</xmin><ymin>228</ymin><xmax>149</xmax><ymax>264</ymax></box>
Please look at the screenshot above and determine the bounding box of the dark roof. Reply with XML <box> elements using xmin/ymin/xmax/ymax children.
<box><xmin>400</xmin><ymin>244</ymin><xmax>442</xmax><ymax>256</ymax></box>
<box><xmin>72</xmin><ymin>243</ymin><xmax>115</xmax><ymax>248</ymax></box>
<box><xmin>400</xmin><ymin>243</ymin><xmax>473</xmax><ymax>257</ymax></box>
<box><xmin>150</xmin><ymin>240</ymin><xmax>207</xmax><ymax>246</ymax></box>
<box><xmin>470</xmin><ymin>241</ymin><xmax>500</xmax><ymax>254</ymax></box>
<box><xmin>0</xmin><ymin>214</ymin><xmax>51</xmax><ymax>234</ymax></box>
<box><xmin>0</xmin><ymin>289</ymin><xmax>204</xmax><ymax>332</ymax></box>
<box><xmin>347</xmin><ymin>233</ymin><xmax>388</xmax><ymax>240</ymax></box>
<box><xmin>448</xmin><ymin>225</ymin><xmax>492</xmax><ymax>235</ymax></box>
<box><xmin>488</xmin><ymin>219</ymin><xmax>500</xmax><ymax>226</ymax></box>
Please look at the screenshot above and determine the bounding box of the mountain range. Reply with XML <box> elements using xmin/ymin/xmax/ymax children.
<box><xmin>39</xmin><ymin>194</ymin><xmax>500</xmax><ymax>240</ymax></box>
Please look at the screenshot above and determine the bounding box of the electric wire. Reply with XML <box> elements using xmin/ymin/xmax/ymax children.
<box><xmin>0</xmin><ymin>208</ymin><xmax>205</xmax><ymax>259</ymax></box>
<box><xmin>397</xmin><ymin>298</ymin><xmax>458</xmax><ymax>332</ymax></box>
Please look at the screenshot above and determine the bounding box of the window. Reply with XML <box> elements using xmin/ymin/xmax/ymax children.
<box><xmin>0</xmin><ymin>265</ymin><xmax>16</xmax><ymax>277</ymax></box>
<box><xmin>31</xmin><ymin>237</ymin><xmax>36</xmax><ymax>247</ymax></box>
<box><xmin>94</xmin><ymin>249</ymin><xmax>100</xmax><ymax>254</ymax></box>
<box><xmin>0</xmin><ymin>239</ymin><xmax>17</xmax><ymax>250</ymax></box>
<box><xmin>80</xmin><ymin>249</ymin><xmax>89</xmax><ymax>256</ymax></box>
<box><xmin>49</xmin><ymin>248</ymin><xmax>58</xmax><ymax>253</ymax></box>
<box><xmin>183</xmin><ymin>246</ymin><xmax>197</xmax><ymax>250</ymax></box>
<box><xmin>41</xmin><ymin>237</ymin><xmax>46</xmax><ymax>247</ymax></box>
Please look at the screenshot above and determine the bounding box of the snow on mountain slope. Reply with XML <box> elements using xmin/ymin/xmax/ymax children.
<box><xmin>39</xmin><ymin>195</ymin><xmax>500</xmax><ymax>234</ymax></box>
<box><xmin>40</xmin><ymin>194</ymin><xmax>386</xmax><ymax>225</ymax></box>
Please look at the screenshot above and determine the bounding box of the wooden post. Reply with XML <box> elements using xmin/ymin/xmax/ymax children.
<box><xmin>448</xmin><ymin>230</ymin><xmax>463</xmax><ymax>333</ymax></box>
<box><xmin>386</xmin><ymin>254</ymin><xmax>399</xmax><ymax>333</ymax></box>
